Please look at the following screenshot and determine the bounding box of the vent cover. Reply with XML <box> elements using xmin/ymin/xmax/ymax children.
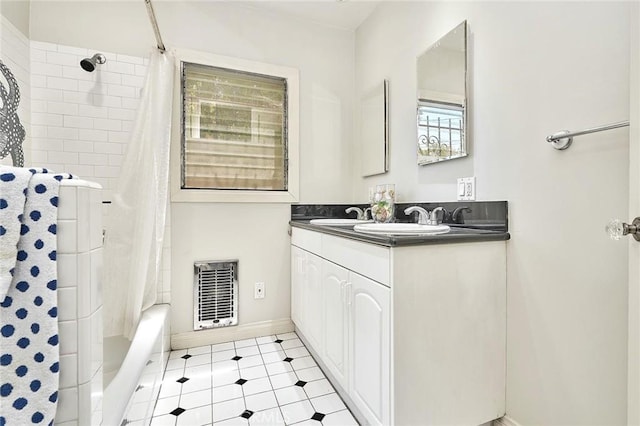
<box><xmin>193</xmin><ymin>260</ymin><xmax>238</xmax><ymax>330</ymax></box>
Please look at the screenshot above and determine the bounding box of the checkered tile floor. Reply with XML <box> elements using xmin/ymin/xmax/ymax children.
<box><xmin>149</xmin><ymin>332</ymin><xmax>359</xmax><ymax>425</ymax></box>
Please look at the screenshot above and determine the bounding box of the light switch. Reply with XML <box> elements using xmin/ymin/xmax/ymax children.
<box><xmin>457</xmin><ymin>177</ymin><xmax>476</xmax><ymax>201</ymax></box>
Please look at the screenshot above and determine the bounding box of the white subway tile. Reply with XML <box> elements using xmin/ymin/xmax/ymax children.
<box><xmin>64</xmin><ymin>140</ymin><xmax>94</xmax><ymax>153</ymax></box>
<box><xmin>94</xmin><ymin>142</ymin><xmax>121</xmax><ymax>155</ymax></box>
<box><xmin>32</xmin><ymin>62</ymin><xmax>63</xmax><ymax>77</ymax></box>
<box><xmin>57</xmin><ymin>219</ymin><xmax>78</xmax><ymax>253</ymax></box>
<box><xmin>31</xmin><ymin>40</ymin><xmax>58</xmax><ymax>51</ymax></box>
<box><xmin>47</xmin><ymin>51</ymin><xmax>78</xmax><ymax>66</ymax></box>
<box><xmin>122</xmin><ymin>120</ymin><xmax>134</xmax><ymax>132</ymax></box>
<box><xmin>31</xmin><ymin>125</ymin><xmax>48</xmax><ymax>138</ymax></box>
<box><xmin>135</xmin><ymin>64</ymin><xmax>147</xmax><ymax>76</ymax></box>
<box><xmin>90</xmin><ymin>249</ymin><xmax>103</xmax><ymax>315</ymax></box>
<box><xmin>108</xmin><ymin>107</ymin><xmax>136</xmax><ymax>121</ymax></box>
<box><xmin>79</xmin><ymin>153</ymin><xmax>108</xmax><ymax>166</ymax></box>
<box><xmin>60</xmin><ymin>354</ymin><xmax>78</xmax><ymax>389</ymax></box>
<box><xmin>59</xmin><ymin>320</ymin><xmax>78</xmax><ymax>355</ymax></box>
<box><xmin>47</xmin><ymin>77</ymin><xmax>78</xmax><ymax>91</ymax></box>
<box><xmin>57</xmin><ymin>45</ymin><xmax>88</xmax><ymax>56</ymax></box>
<box><xmin>31</xmin><ymin>150</ymin><xmax>48</xmax><ymax>163</ymax></box>
<box><xmin>94</xmin><ymin>166</ymin><xmax>120</xmax><ymax>178</ymax></box>
<box><xmin>77</xmin><ymin>187</ymin><xmax>91</xmax><ymax>253</ymax></box>
<box><xmin>77</xmin><ymin>252</ymin><xmax>91</xmax><ymax>319</ymax></box>
<box><xmin>57</xmin><ymin>254</ymin><xmax>78</xmax><ymax>288</ymax></box>
<box><xmin>116</xmin><ymin>53</ymin><xmax>144</xmax><ymax>65</ymax></box>
<box><xmin>65</xmin><ymin>165</ymin><xmax>94</xmax><ymax>179</ymax></box>
<box><xmin>121</xmin><ymin>98</ymin><xmax>140</xmax><ymax>110</ymax></box>
<box><xmin>31</xmin><ymin>100</ymin><xmax>47</xmax><ymax>113</ymax></box>
<box><xmin>78</xmin><ymin>128</ymin><xmax>108</xmax><ymax>142</ymax></box>
<box><xmin>78</xmin><ymin>105</ymin><xmax>108</xmax><ymax>119</ymax></box>
<box><xmin>58</xmin><ymin>186</ymin><xmax>78</xmax><ymax>220</ymax></box>
<box><xmin>30</xmin><ymin>48</ymin><xmax>47</xmax><ymax>63</ymax></box>
<box><xmin>48</xmin><ymin>126</ymin><xmax>79</xmax><ymax>140</ymax></box>
<box><xmin>106</xmin><ymin>61</ymin><xmax>135</xmax><ymax>74</ymax></box>
<box><xmin>78</xmin><ymin>382</ymin><xmax>92</xmax><ymax>425</ymax></box>
<box><xmin>49</xmin><ymin>151</ymin><xmax>79</xmax><ymax>164</ymax></box>
<box><xmin>98</xmin><ymin>71</ymin><xmax>122</xmax><ymax>85</ymax></box>
<box><xmin>92</xmin><ymin>94</ymin><xmax>121</xmax><ymax>108</ymax></box>
<box><xmin>78</xmin><ymin>80</ymin><xmax>107</xmax><ymax>95</ymax></box>
<box><xmin>107</xmin><ymin>155</ymin><xmax>122</xmax><ymax>167</ymax></box>
<box><xmin>31</xmin><ymin>74</ymin><xmax>47</xmax><ymax>88</ymax></box>
<box><xmin>48</xmin><ymin>101</ymin><xmax>79</xmax><ymax>115</ymax></box>
<box><xmin>63</xmin><ymin>66</ymin><xmax>95</xmax><ymax>82</ymax></box>
<box><xmin>64</xmin><ymin>91</ymin><xmax>92</xmax><ymax>105</ymax></box>
<box><xmin>58</xmin><ymin>287</ymin><xmax>78</xmax><ymax>321</ymax></box>
<box><xmin>77</xmin><ymin>317</ymin><xmax>91</xmax><ymax>384</ymax></box>
<box><xmin>64</xmin><ymin>116</ymin><xmax>94</xmax><ymax>129</ymax></box>
<box><xmin>94</xmin><ymin>118</ymin><xmax>121</xmax><ymax>131</ymax></box>
<box><xmin>55</xmin><ymin>387</ymin><xmax>78</xmax><ymax>423</ymax></box>
<box><xmin>32</xmin><ymin>87</ymin><xmax>63</xmax><ymax>102</ymax></box>
<box><xmin>108</xmin><ymin>84</ymin><xmax>135</xmax><ymax>98</ymax></box>
<box><xmin>107</xmin><ymin>131</ymin><xmax>128</xmax><ymax>143</ymax></box>
<box><xmin>121</xmin><ymin>74</ymin><xmax>145</xmax><ymax>88</ymax></box>
<box><xmin>32</xmin><ymin>112</ymin><xmax>63</xmax><ymax>126</ymax></box>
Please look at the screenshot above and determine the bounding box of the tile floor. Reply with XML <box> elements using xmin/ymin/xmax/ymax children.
<box><xmin>149</xmin><ymin>332</ymin><xmax>359</xmax><ymax>425</ymax></box>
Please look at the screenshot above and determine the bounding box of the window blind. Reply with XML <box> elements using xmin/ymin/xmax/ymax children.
<box><xmin>181</xmin><ymin>62</ymin><xmax>288</xmax><ymax>191</ymax></box>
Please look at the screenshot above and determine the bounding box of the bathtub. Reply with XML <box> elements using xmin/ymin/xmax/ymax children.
<box><xmin>103</xmin><ymin>304</ymin><xmax>171</xmax><ymax>426</ymax></box>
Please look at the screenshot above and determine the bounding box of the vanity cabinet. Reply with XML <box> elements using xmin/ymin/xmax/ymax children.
<box><xmin>291</xmin><ymin>226</ymin><xmax>506</xmax><ymax>426</ymax></box>
<box><xmin>291</xmin><ymin>234</ymin><xmax>390</xmax><ymax>425</ymax></box>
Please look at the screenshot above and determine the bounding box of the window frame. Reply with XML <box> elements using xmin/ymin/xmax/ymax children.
<box><xmin>171</xmin><ymin>48</ymin><xmax>299</xmax><ymax>203</ymax></box>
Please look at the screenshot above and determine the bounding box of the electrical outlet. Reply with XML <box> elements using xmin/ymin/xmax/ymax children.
<box><xmin>254</xmin><ymin>282</ymin><xmax>265</xmax><ymax>299</ymax></box>
<box><xmin>457</xmin><ymin>177</ymin><xmax>476</xmax><ymax>201</ymax></box>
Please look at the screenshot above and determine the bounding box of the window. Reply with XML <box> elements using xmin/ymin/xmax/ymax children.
<box><xmin>417</xmin><ymin>100</ymin><xmax>464</xmax><ymax>161</ymax></box>
<box><xmin>172</xmin><ymin>50</ymin><xmax>299</xmax><ymax>203</ymax></box>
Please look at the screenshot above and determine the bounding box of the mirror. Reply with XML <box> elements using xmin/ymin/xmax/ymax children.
<box><xmin>416</xmin><ymin>21</ymin><xmax>467</xmax><ymax>165</ymax></box>
<box><xmin>361</xmin><ymin>80</ymin><xmax>389</xmax><ymax>177</ymax></box>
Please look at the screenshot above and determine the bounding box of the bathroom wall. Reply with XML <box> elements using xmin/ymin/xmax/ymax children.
<box><xmin>355</xmin><ymin>2</ymin><xmax>630</xmax><ymax>425</ymax></box>
<box><xmin>29</xmin><ymin>1</ymin><xmax>356</xmax><ymax>343</ymax></box>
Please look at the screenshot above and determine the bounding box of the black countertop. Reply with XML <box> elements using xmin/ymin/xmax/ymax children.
<box><xmin>290</xmin><ymin>201</ymin><xmax>510</xmax><ymax>247</ymax></box>
<box><xmin>290</xmin><ymin>220</ymin><xmax>510</xmax><ymax>248</ymax></box>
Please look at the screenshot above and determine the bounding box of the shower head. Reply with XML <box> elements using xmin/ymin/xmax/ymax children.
<box><xmin>80</xmin><ymin>53</ymin><xmax>106</xmax><ymax>72</ymax></box>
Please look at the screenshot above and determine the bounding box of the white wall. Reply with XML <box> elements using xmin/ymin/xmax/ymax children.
<box><xmin>29</xmin><ymin>1</ymin><xmax>356</xmax><ymax>340</ymax></box>
<box><xmin>356</xmin><ymin>2</ymin><xmax>630</xmax><ymax>425</ymax></box>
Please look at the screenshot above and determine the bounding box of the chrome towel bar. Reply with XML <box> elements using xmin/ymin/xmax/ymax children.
<box><xmin>546</xmin><ymin>120</ymin><xmax>629</xmax><ymax>150</ymax></box>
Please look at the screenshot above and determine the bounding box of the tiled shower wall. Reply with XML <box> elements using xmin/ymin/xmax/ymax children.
<box><xmin>27</xmin><ymin>39</ymin><xmax>171</xmax><ymax>304</ymax></box>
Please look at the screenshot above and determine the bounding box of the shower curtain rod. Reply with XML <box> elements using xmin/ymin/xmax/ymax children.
<box><xmin>145</xmin><ymin>0</ymin><xmax>166</xmax><ymax>52</ymax></box>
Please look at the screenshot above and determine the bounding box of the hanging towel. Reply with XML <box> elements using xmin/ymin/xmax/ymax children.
<box><xmin>0</xmin><ymin>166</ymin><xmax>33</xmax><ymax>300</ymax></box>
<box><xmin>0</xmin><ymin>168</ymin><xmax>72</xmax><ymax>426</ymax></box>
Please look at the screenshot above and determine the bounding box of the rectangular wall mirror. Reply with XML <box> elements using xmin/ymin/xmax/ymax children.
<box><xmin>361</xmin><ymin>79</ymin><xmax>389</xmax><ymax>177</ymax></box>
<box><xmin>417</xmin><ymin>21</ymin><xmax>467</xmax><ymax>166</ymax></box>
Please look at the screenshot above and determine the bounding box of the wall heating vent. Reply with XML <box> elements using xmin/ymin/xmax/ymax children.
<box><xmin>193</xmin><ymin>260</ymin><xmax>238</xmax><ymax>330</ymax></box>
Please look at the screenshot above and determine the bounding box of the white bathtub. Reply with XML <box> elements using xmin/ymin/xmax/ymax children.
<box><xmin>103</xmin><ymin>304</ymin><xmax>171</xmax><ymax>426</ymax></box>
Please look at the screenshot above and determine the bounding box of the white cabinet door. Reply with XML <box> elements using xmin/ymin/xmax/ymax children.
<box><xmin>322</xmin><ymin>260</ymin><xmax>349</xmax><ymax>389</ymax></box>
<box><xmin>291</xmin><ymin>246</ymin><xmax>305</xmax><ymax>330</ymax></box>
<box><xmin>349</xmin><ymin>271</ymin><xmax>390</xmax><ymax>426</ymax></box>
<box><xmin>304</xmin><ymin>252</ymin><xmax>324</xmax><ymax>351</ymax></box>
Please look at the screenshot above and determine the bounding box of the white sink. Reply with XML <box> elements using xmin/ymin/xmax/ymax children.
<box><xmin>354</xmin><ymin>222</ymin><xmax>450</xmax><ymax>236</ymax></box>
<box><xmin>310</xmin><ymin>218</ymin><xmax>373</xmax><ymax>226</ymax></box>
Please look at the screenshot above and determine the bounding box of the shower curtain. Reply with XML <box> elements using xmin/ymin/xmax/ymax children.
<box><xmin>104</xmin><ymin>50</ymin><xmax>174</xmax><ymax>339</ymax></box>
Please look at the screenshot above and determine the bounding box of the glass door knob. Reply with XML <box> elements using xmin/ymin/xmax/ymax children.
<box><xmin>606</xmin><ymin>217</ymin><xmax>640</xmax><ymax>241</ymax></box>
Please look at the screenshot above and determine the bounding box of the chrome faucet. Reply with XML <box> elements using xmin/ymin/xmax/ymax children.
<box><xmin>345</xmin><ymin>206</ymin><xmax>365</xmax><ymax>220</ymax></box>
<box><xmin>429</xmin><ymin>207</ymin><xmax>446</xmax><ymax>225</ymax></box>
<box><xmin>404</xmin><ymin>206</ymin><xmax>430</xmax><ymax>225</ymax></box>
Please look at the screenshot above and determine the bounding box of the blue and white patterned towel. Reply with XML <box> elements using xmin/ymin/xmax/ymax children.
<box><xmin>0</xmin><ymin>167</ymin><xmax>73</xmax><ymax>426</ymax></box>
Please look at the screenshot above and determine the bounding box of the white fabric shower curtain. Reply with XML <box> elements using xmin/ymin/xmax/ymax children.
<box><xmin>104</xmin><ymin>50</ymin><xmax>174</xmax><ymax>339</ymax></box>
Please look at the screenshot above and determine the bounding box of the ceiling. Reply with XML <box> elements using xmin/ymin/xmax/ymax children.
<box><xmin>233</xmin><ymin>0</ymin><xmax>381</xmax><ymax>31</ymax></box>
